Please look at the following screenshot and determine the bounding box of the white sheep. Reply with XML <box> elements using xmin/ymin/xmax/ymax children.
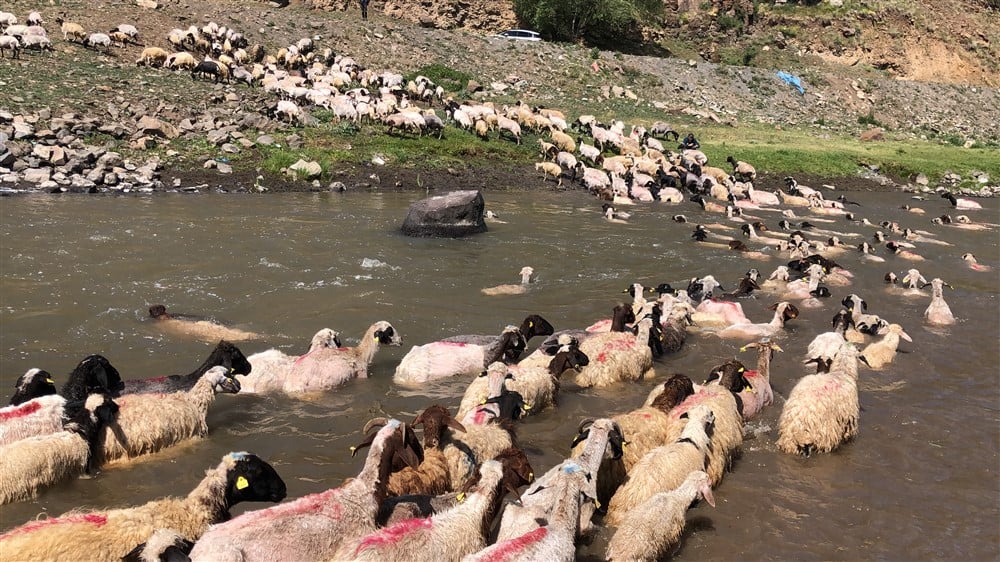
<box><xmin>84</xmin><ymin>32</ymin><xmax>112</xmax><ymax>52</ymax></box>
<box><xmin>716</xmin><ymin>301</ymin><xmax>799</xmax><ymax>339</ymax></box>
<box><xmin>804</xmin><ymin>309</ymin><xmax>852</xmax><ymax>372</ymax></box>
<box><xmin>0</xmin><ymin>452</ymin><xmax>286</xmax><ymax>560</ymax></box>
<box><xmin>0</xmin><ymin>35</ymin><xmax>19</xmax><ymax>58</ymax></box>
<box><xmin>20</xmin><ymin>35</ymin><xmax>53</xmax><ymax>52</ymax></box>
<box><xmin>605</xmin><ymin>405</ymin><xmax>714</xmax><ymax>526</ymax></box>
<box><xmin>120</xmin><ymin>529</ymin><xmax>192</xmax><ymax>562</ymax></box>
<box><xmin>95</xmin><ymin>366</ymin><xmax>240</xmax><ymax>465</ymax></box>
<box><xmin>924</xmin><ymin>278</ymin><xmax>955</xmax><ymax>325</ymax></box>
<box><xmin>240</xmin><ymin>328</ymin><xmax>340</xmax><ymax>393</ymax></box>
<box><xmin>732</xmin><ymin>339</ymin><xmax>781</xmax><ymax>420</ymax></box>
<box><xmin>860</xmin><ymin>324</ymin><xmax>911</xmax><ymax>370</ymax></box>
<box><xmin>0</xmin><ymin>393</ymin><xmax>118</xmax><ymax>505</ymax></box>
<box><xmin>0</xmin><ymin>394</ymin><xmax>66</xmax><ymax>447</ymax></box>
<box><xmin>188</xmin><ymin>421</ymin><xmax>403</xmax><ymax>562</ymax></box>
<box><xmin>279</xmin><ymin>321</ymin><xmax>401</xmax><ymax>393</ymax></box>
<box><xmin>605</xmin><ymin>470</ymin><xmax>715</xmax><ymax>562</ymax></box>
<box><xmin>495</xmin><ymin>460</ymin><xmax>595</xmax><ymax>550</ymax></box>
<box><xmin>482</xmin><ymin>266</ymin><xmax>535</xmax><ymax>296</ymax></box>
<box><xmin>777</xmin><ymin>342</ymin><xmax>861</xmax><ymax>456</ymax></box>
<box><xmin>394</xmin><ymin>325</ymin><xmax>524</xmax><ymax>386</ymax></box>
<box><xmin>441</xmin><ymin>414</ymin><xmax>516</xmax><ymax>490</ymax></box>
<box><xmin>566</xmin><ymin>418</ymin><xmax>626</xmax><ymax>536</ymax></box>
<box><xmin>574</xmin><ymin>317</ymin><xmax>655</xmax><ymax>388</ymax></box>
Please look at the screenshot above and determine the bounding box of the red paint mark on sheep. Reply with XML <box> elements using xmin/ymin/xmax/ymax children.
<box><xmin>0</xmin><ymin>400</ymin><xmax>41</xmax><ymax>421</ymax></box>
<box><xmin>355</xmin><ymin>518</ymin><xmax>433</xmax><ymax>554</ymax></box>
<box><xmin>0</xmin><ymin>514</ymin><xmax>107</xmax><ymax>539</ymax></box>
<box><xmin>144</xmin><ymin>376</ymin><xmax>167</xmax><ymax>382</ymax></box>
<box><xmin>484</xmin><ymin>527</ymin><xmax>548</xmax><ymax>561</ymax></box>
<box><xmin>437</xmin><ymin>341</ymin><xmax>468</xmax><ymax>347</ymax></box>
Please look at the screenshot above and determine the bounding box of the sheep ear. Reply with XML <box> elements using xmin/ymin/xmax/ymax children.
<box><xmin>570</xmin><ymin>429</ymin><xmax>590</xmax><ymax>449</ymax></box>
<box><xmin>767</xmin><ymin>302</ymin><xmax>780</xmax><ymax>311</ymax></box>
<box><xmin>447</xmin><ymin>418</ymin><xmax>466</xmax><ymax>433</ymax></box>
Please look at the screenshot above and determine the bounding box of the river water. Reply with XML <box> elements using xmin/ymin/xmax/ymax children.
<box><xmin>1</xmin><ymin>187</ymin><xmax>998</xmax><ymax>560</ymax></box>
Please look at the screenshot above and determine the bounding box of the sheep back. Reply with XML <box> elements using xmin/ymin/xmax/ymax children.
<box><xmin>605</xmin><ymin>440</ymin><xmax>707</xmax><ymax>527</ymax></box>
<box><xmin>441</xmin><ymin>423</ymin><xmax>513</xmax><ymax>490</ymax></box>
<box><xmin>665</xmin><ymin>387</ymin><xmax>743</xmax><ymax>487</ymax></box>
<box><xmin>393</xmin><ymin>342</ymin><xmax>486</xmax><ymax>385</ymax></box>
<box><xmin>776</xmin><ymin>372</ymin><xmax>859</xmax><ymax>455</ymax></box>
<box><xmin>242</xmin><ymin>349</ymin><xmax>296</xmax><ymax>393</ymax></box>
<box><xmin>575</xmin><ymin>333</ymin><xmax>652</xmax><ymax>388</ymax></box>
<box><xmin>0</xmin><ymin>394</ymin><xmax>67</xmax><ymax>446</ymax></box>
<box><xmin>0</xmin><ymin>430</ymin><xmax>89</xmax><ymax>504</ymax></box>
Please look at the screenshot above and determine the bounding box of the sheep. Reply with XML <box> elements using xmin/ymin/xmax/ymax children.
<box><xmin>494</xmin><ymin>460</ymin><xmax>596</xmax><ymax>549</ymax></box>
<box><xmin>804</xmin><ymin>309</ymin><xmax>853</xmax><ymax>373</ymax></box>
<box><xmin>535</xmin><ymin>161</ymin><xmax>563</xmax><ymax>185</ymax></box>
<box><xmin>465</xmin><ymin>463</ymin><xmax>586</xmax><ymax>562</ymax></box>
<box><xmin>605</xmin><ymin>470</ymin><xmax>715</xmax><ymax>562</ymax></box>
<box><xmin>239</xmin><ymin>328</ymin><xmax>341</xmax><ymax>393</ymax></box>
<box><xmin>482</xmin><ymin>266</ymin><xmax>536</xmax><ymax>296</ymax></box>
<box><xmin>497</xmin><ymin>115</ymin><xmax>522</xmax><ymax>144</ymax></box>
<box><xmin>550</xmin><ymin>130</ymin><xmax>576</xmax><ymax>153</ymax></box>
<box><xmin>135</xmin><ymin>46</ymin><xmax>169</xmax><ymax>67</ymax></box>
<box><xmin>565</xmin><ymin>418</ymin><xmax>625</xmax><ymax>536</ymax></box>
<box><xmin>777</xmin><ymin>342</ymin><xmax>861</xmax><ymax>456</ymax></box>
<box><xmin>55</xmin><ymin>16</ymin><xmax>86</xmax><ymax>42</ymax></box>
<box><xmin>658</xmin><ymin>303</ymin><xmax>694</xmax><ymax>355</ymax></box>
<box><xmin>115</xmin><ymin>23</ymin><xmax>139</xmax><ymax>42</ymax></box>
<box><xmin>661</xmin><ymin>380</ymin><xmax>743</xmax><ymax>487</ymax></box>
<box><xmin>280</xmin><ymin>321</ymin><xmax>401</xmax><ymax>393</ymax></box>
<box><xmin>574</xmin><ymin>317</ymin><xmax>655</xmax><ymax>388</ymax></box>
<box><xmin>0</xmin><ymin>35</ymin><xmax>19</xmax><ymax>59</ymax></box>
<box><xmin>191</xmin><ymin>59</ymin><xmax>229</xmax><ymax>83</ymax></box>
<box><xmin>605</xmin><ymin>405</ymin><xmax>714</xmax><ymax>526</ymax></box>
<box><xmin>121</xmin><ymin>529</ymin><xmax>193</xmax><ymax>562</ymax></box>
<box><xmin>860</xmin><ymin>323</ymin><xmax>912</xmax><ymax>370</ymax></box>
<box><xmin>0</xmin><ymin>11</ymin><xmax>15</xmax><ymax>28</ymax></box>
<box><xmin>166</xmin><ymin>51</ymin><xmax>197</xmax><ymax>70</ymax></box>
<box><xmin>457</xmin><ymin>343</ymin><xmax>589</xmax><ymax>420</ymax></box>
<box><xmin>108</xmin><ymin>31</ymin><xmax>130</xmax><ymax>48</ymax></box>
<box><xmin>188</xmin><ymin>420</ymin><xmax>404</xmax><ymax>562</ymax></box>
<box><xmin>0</xmin><ymin>452</ymin><xmax>286</xmax><ymax>561</ymax></box>
<box><xmin>387</xmin><ymin>405</ymin><xmax>466</xmax><ymax>497</ymax></box>
<box><xmin>84</xmin><ymin>32</ymin><xmax>112</xmax><ymax>53</ymax></box>
<box><xmin>147</xmin><ymin>305</ymin><xmax>260</xmax><ymax>342</ymax></box>
<box><xmin>7</xmin><ymin>367</ymin><xmax>56</xmax><ymax>406</ymax></box>
<box><xmin>26</xmin><ymin>12</ymin><xmax>43</xmax><ymax>26</ymax></box>
<box><xmin>60</xmin><ymin>354</ymin><xmax>125</xmax><ymax>402</ymax></box>
<box><xmin>941</xmin><ymin>192</ymin><xmax>982</xmax><ymax>210</ymax></box>
<box><xmin>923</xmin><ymin>278</ymin><xmax>956</xmax><ymax>325</ymax></box>
<box><xmin>716</xmin><ymin>301</ymin><xmax>799</xmax><ymax>339</ymax></box>
<box><xmin>731</xmin><ymin>339</ymin><xmax>781</xmax><ymax>420</ymax></box>
<box><xmin>0</xmin><ymin>392</ymin><xmax>118</xmax><ymax>505</ymax></box>
<box><xmin>20</xmin><ymin>34</ymin><xmax>52</xmax><ymax>52</ymax></box>
<box><xmin>962</xmin><ymin>253</ymin><xmax>992</xmax><ymax>272</ymax></box>
<box><xmin>346</xmin><ymin>460</ymin><xmax>506</xmax><ymax>561</ymax></box>
<box><xmin>394</xmin><ymin>325</ymin><xmax>526</xmax><ymax>386</ymax></box>
<box><xmin>122</xmin><ymin>340</ymin><xmax>252</xmax><ymax>394</ymax></box>
<box><xmin>95</xmin><ymin>366</ymin><xmax>240</xmax><ymax>465</ymax></box>
<box><xmin>441</xmin><ymin>414</ymin><xmax>518</xmax><ymax>491</ymax></box>
<box><xmin>726</xmin><ymin>155</ymin><xmax>757</xmax><ymax>181</ymax></box>
<box><xmin>649</xmin><ymin>121</ymin><xmax>679</xmax><ymax>141</ymax></box>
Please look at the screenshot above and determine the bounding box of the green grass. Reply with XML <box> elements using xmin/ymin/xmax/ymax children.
<box><xmin>404</xmin><ymin>64</ymin><xmax>473</xmax><ymax>95</ymax></box>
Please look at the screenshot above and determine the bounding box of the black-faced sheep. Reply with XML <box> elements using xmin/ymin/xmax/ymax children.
<box><xmin>279</xmin><ymin>320</ymin><xmax>401</xmax><ymax>393</ymax></box>
<box><xmin>122</xmin><ymin>340</ymin><xmax>252</xmax><ymax>394</ymax></box>
<box><xmin>187</xmin><ymin>420</ymin><xmax>405</xmax><ymax>561</ymax></box>
<box><xmin>191</xmin><ymin>59</ymin><xmax>229</xmax><ymax>83</ymax></box>
<box><xmin>0</xmin><ymin>452</ymin><xmax>286</xmax><ymax>561</ymax></box>
<box><xmin>0</xmin><ymin>392</ymin><xmax>118</xmax><ymax>505</ymax></box>
<box><xmin>60</xmin><ymin>354</ymin><xmax>125</xmax><ymax>402</ymax></box>
<box><xmin>7</xmin><ymin>368</ymin><xmax>56</xmax><ymax>406</ymax></box>
<box><xmin>95</xmin><ymin>366</ymin><xmax>240</xmax><ymax>465</ymax></box>
<box><xmin>394</xmin><ymin>324</ymin><xmax>527</xmax><ymax>386</ymax></box>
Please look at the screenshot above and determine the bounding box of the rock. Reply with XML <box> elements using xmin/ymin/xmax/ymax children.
<box><xmin>467</xmin><ymin>80</ymin><xmax>482</xmax><ymax>93</ymax></box>
<box><xmin>136</xmin><ymin>0</ymin><xmax>159</xmax><ymax>8</ymax></box>
<box><xmin>136</xmin><ymin>116</ymin><xmax>179</xmax><ymax>139</ymax></box>
<box><xmin>131</xmin><ymin>136</ymin><xmax>158</xmax><ymax>150</ymax></box>
<box><xmin>329</xmin><ymin>181</ymin><xmax>346</xmax><ymax>192</ymax></box>
<box><xmin>22</xmin><ymin>168</ymin><xmax>51</xmax><ymax>183</ymax></box>
<box><xmin>31</xmin><ymin>144</ymin><xmax>52</xmax><ymax>161</ymax></box>
<box><xmin>217</xmin><ymin>163</ymin><xmax>233</xmax><ymax>174</ymax></box>
<box><xmin>13</xmin><ymin>122</ymin><xmax>34</xmax><ymax>140</ymax></box>
<box><xmin>0</xmin><ymin>149</ymin><xmax>13</xmax><ymax>168</ymax></box>
<box><xmin>914</xmin><ymin>173</ymin><xmax>929</xmax><ymax>186</ymax></box>
<box><xmin>206</xmin><ymin>129</ymin><xmax>229</xmax><ymax>145</ymax></box>
<box><xmin>286</xmin><ymin>134</ymin><xmax>303</xmax><ymax>149</ymax></box>
<box><xmin>48</xmin><ymin>145</ymin><xmax>67</xmax><ymax>166</ymax></box>
<box><xmin>401</xmin><ymin>190</ymin><xmax>488</xmax><ymax>238</ymax></box>
<box><xmin>288</xmin><ymin>159</ymin><xmax>322</xmax><ymax>179</ymax></box>
<box><xmin>221</xmin><ymin>143</ymin><xmax>240</xmax><ymax>154</ymax></box>
<box><xmin>256</xmin><ymin>134</ymin><xmax>275</xmax><ymax>146</ymax></box>
<box><xmin>859</xmin><ymin>127</ymin><xmax>884</xmax><ymax>142</ymax></box>
<box><xmin>203</xmin><ymin>159</ymin><xmax>217</xmax><ymax>169</ymax></box>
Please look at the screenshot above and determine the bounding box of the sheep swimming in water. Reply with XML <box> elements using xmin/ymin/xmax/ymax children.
<box><xmin>482</xmin><ymin>266</ymin><xmax>535</xmax><ymax>296</ymax></box>
<box><xmin>148</xmin><ymin>304</ymin><xmax>262</xmax><ymax>342</ymax></box>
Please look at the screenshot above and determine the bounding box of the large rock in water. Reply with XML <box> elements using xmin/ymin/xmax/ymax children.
<box><xmin>401</xmin><ymin>190</ymin><xmax>487</xmax><ymax>237</ymax></box>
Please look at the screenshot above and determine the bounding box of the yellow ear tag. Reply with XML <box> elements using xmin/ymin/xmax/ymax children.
<box><xmin>523</xmin><ymin>403</ymin><xmax>533</xmax><ymax>410</ymax></box>
<box><xmin>739</xmin><ymin>346</ymin><xmax>747</xmax><ymax>352</ymax></box>
<box><xmin>622</xmin><ymin>441</ymin><xmax>628</xmax><ymax>449</ymax></box>
<box><xmin>528</xmin><ymin>472</ymin><xmax>534</xmax><ymax>482</ymax></box>
<box><xmin>480</xmin><ymin>400</ymin><xmax>487</xmax><ymax>405</ymax></box>
<box><xmin>457</xmin><ymin>492</ymin><xmax>466</xmax><ymax>503</ymax></box>
<box><xmin>529</xmin><ymin>321</ymin><xmax>534</xmax><ymax>328</ymax></box>
<box><xmin>236</xmin><ymin>476</ymin><xmax>249</xmax><ymax>490</ymax></box>
<box><xmin>349</xmin><ymin>446</ymin><xmax>357</xmax><ymax>453</ymax></box>
<box><xmin>738</xmin><ymin>367</ymin><xmax>745</xmax><ymax>373</ymax></box>
<box><xmin>46</xmin><ymin>378</ymin><xmax>55</xmax><ymax>384</ymax></box>
<box><xmin>374</xmin><ymin>336</ymin><xmax>379</xmax><ymax>341</ymax></box>
<box><xmin>744</xmin><ymin>384</ymin><xmax>753</xmax><ymax>392</ymax></box>
<box><xmin>594</xmin><ymin>499</ymin><xmax>601</xmax><ymax>508</ymax></box>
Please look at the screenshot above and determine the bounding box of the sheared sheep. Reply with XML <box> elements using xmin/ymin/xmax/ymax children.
<box><xmin>394</xmin><ymin>325</ymin><xmax>526</xmax><ymax>386</ymax></box>
<box><xmin>605</xmin><ymin>470</ymin><xmax>715</xmax><ymax>562</ymax></box>
<box><xmin>280</xmin><ymin>320</ymin><xmax>401</xmax><ymax>393</ymax></box>
<box><xmin>95</xmin><ymin>366</ymin><xmax>240</xmax><ymax>465</ymax></box>
<box><xmin>239</xmin><ymin>328</ymin><xmax>341</xmax><ymax>393</ymax></box>
<box><xmin>0</xmin><ymin>392</ymin><xmax>118</xmax><ymax>505</ymax></box>
<box><xmin>188</xmin><ymin>421</ymin><xmax>404</xmax><ymax>562</ymax></box>
<box><xmin>777</xmin><ymin>342</ymin><xmax>861</xmax><ymax>456</ymax></box>
<box><xmin>122</xmin><ymin>340</ymin><xmax>252</xmax><ymax>394</ymax></box>
<box><xmin>860</xmin><ymin>323</ymin><xmax>912</xmax><ymax>370</ymax></box>
<box><xmin>0</xmin><ymin>452</ymin><xmax>286</xmax><ymax>561</ymax></box>
<box><xmin>732</xmin><ymin>339</ymin><xmax>781</xmax><ymax>420</ymax></box>
<box><xmin>606</xmin><ymin>405</ymin><xmax>714</xmax><ymax>526</ymax></box>
<box><xmin>716</xmin><ymin>302</ymin><xmax>799</xmax><ymax>339</ymax></box>
<box><xmin>923</xmin><ymin>278</ymin><xmax>955</xmax><ymax>325</ymax></box>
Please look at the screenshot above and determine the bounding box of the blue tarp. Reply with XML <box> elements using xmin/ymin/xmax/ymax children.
<box><xmin>776</xmin><ymin>71</ymin><xmax>806</xmax><ymax>95</ymax></box>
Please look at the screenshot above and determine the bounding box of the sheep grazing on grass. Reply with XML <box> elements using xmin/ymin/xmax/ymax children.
<box><xmin>777</xmin><ymin>342</ymin><xmax>861</xmax><ymax>456</ymax></box>
<box><xmin>191</xmin><ymin>59</ymin><xmax>229</xmax><ymax>83</ymax></box>
<box><xmin>860</xmin><ymin>324</ymin><xmax>911</xmax><ymax>370</ymax></box>
<box><xmin>606</xmin><ymin>405</ymin><xmax>714</xmax><ymax>526</ymax></box>
<box><xmin>188</xmin><ymin>421</ymin><xmax>404</xmax><ymax>562</ymax></box>
<box><xmin>466</xmin><ymin>463</ymin><xmax>586</xmax><ymax>562</ymax></box>
<box><xmin>0</xmin><ymin>452</ymin><xmax>286</xmax><ymax>561</ymax></box>
<box><xmin>280</xmin><ymin>321</ymin><xmax>401</xmax><ymax>393</ymax></box>
<box><xmin>122</xmin><ymin>340</ymin><xmax>252</xmax><ymax>394</ymax></box>
<box><xmin>148</xmin><ymin>304</ymin><xmax>261</xmax><ymax>342</ymax></box>
<box><xmin>574</xmin><ymin>317</ymin><xmax>655</xmax><ymax>388</ymax></box>
<box><xmin>387</xmin><ymin>405</ymin><xmax>466</xmax><ymax>497</ymax></box>
<box><xmin>346</xmin><ymin>460</ymin><xmax>507</xmax><ymax>561</ymax></box>
<box><xmin>241</xmin><ymin>328</ymin><xmax>340</xmax><ymax>394</ymax></box>
<box><xmin>95</xmin><ymin>366</ymin><xmax>240</xmax><ymax>465</ymax></box>
<box><xmin>84</xmin><ymin>32</ymin><xmax>112</xmax><ymax>53</ymax></box>
<box><xmin>7</xmin><ymin>368</ymin><xmax>56</xmax><ymax>406</ymax></box>
<box><xmin>482</xmin><ymin>266</ymin><xmax>535</xmax><ymax>296</ymax></box>
<box><xmin>55</xmin><ymin>16</ymin><xmax>85</xmax><ymax>42</ymax></box>
<box><xmin>0</xmin><ymin>392</ymin><xmax>118</xmax><ymax>505</ymax></box>
<box><xmin>605</xmin><ymin>470</ymin><xmax>715</xmax><ymax>562</ymax></box>
<box><xmin>135</xmin><ymin>46</ymin><xmax>169</xmax><ymax>67</ymax></box>
<box><xmin>923</xmin><ymin>278</ymin><xmax>956</xmax><ymax>325</ymax></box>
<box><xmin>0</xmin><ymin>35</ymin><xmax>21</xmax><ymax>58</ymax></box>
<box><xmin>394</xmin><ymin>325</ymin><xmax>527</xmax><ymax>386</ymax></box>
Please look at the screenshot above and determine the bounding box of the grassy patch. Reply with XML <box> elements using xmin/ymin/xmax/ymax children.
<box><xmin>404</xmin><ymin>64</ymin><xmax>473</xmax><ymax>95</ymax></box>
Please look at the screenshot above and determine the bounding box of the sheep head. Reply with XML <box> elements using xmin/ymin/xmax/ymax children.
<box><xmin>519</xmin><ymin>314</ymin><xmax>554</xmax><ymax>340</ymax></box>
<box><xmin>571</xmin><ymin>418</ymin><xmax>626</xmax><ymax>460</ymax></box>
<box><xmin>224</xmin><ymin>452</ymin><xmax>287</xmax><ymax>506</ymax></box>
<box><xmin>412</xmin><ymin>404</ymin><xmax>465</xmax><ymax>448</ymax></box>
<box><xmin>204</xmin><ymin>366</ymin><xmax>241</xmax><ymax>394</ymax></box>
<box><xmin>354</xmin><ymin>417</ymin><xmax>422</xmax><ymax>471</ymax></box>
<box><xmin>10</xmin><ymin>368</ymin><xmax>56</xmax><ymax>406</ymax></box>
<box><xmin>548</xmin><ymin>345</ymin><xmax>589</xmax><ymax>377</ymax></box>
<box><xmin>649</xmin><ymin>374</ymin><xmax>695</xmax><ymax>412</ymax></box>
<box><xmin>62</xmin><ymin>354</ymin><xmax>125</xmax><ymax>400</ymax></box>
<box><xmin>211</xmin><ymin>340</ymin><xmax>252</xmax><ymax>376</ymax></box>
<box><xmin>372</xmin><ymin>322</ymin><xmax>402</xmax><ymax>346</ymax></box>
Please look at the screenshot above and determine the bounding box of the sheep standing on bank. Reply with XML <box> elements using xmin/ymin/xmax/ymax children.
<box><xmin>96</xmin><ymin>366</ymin><xmax>240</xmax><ymax>465</ymax></box>
<box><xmin>0</xmin><ymin>392</ymin><xmax>118</xmax><ymax>505</ymax></box>
<box><xmin>123</xmin><ymin>340</ymin><xmax>252</xmax><ymax>394</ymax></box>
<box><xmin>240</xmin><ymin>328</ymin><xmax>340</xmax><ymax>393</ymax></box>
<box><xmin>860</xmin><ymin>323</ymin><xmax>912</xmax><ymax>370</ymax></box>
<box><xmin>0</xmin><ymin>452</ymin><xmax>286</xmax><ymax>561</ymax></box>
<box><xmin>777</xmin><ymin>342</ymin><xmax>861</xmax><ymax>456</ymax></box>
<box><xmin>923</xmin><ymin>278</ymin><xmax>956</xmax><ymax>325</ymax></box>
<box><xmin>574</xmin><ymin>317</ymin><xmax>655</xmax><ymax>388</ymax></box>
<box><xmin>605</xmin><ymin>470</ymin><xmax>715</xmax><ymax>562</ymax></box>
<box><xmin>281</xmin><ymin>320</ymin><xmax>401</xmax><ymax>393</ymax></box>
<box><xmin>188</xmin><ymin>421</ymin><xmax>404</xmax><ymax>562</ymax></box>
<box><xmin>135</xmin><ymin>46</ymin><xmax>169</xmax><ymax>67</ymax></box>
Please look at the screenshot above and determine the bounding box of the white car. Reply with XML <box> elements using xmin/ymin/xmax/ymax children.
<box><xmin>494</xmin><ymin>29</ymin><xmax>542</xmax><ymax>42</ymax></box>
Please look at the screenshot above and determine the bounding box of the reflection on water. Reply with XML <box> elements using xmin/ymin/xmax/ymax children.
<box><xmin>1</xmin><ymin>189</ymin><xmax>998</xmax><ymax>559</ymax></box>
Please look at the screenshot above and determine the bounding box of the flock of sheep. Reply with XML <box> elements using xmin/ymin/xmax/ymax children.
<box><xmin>1</xmin><ymin>7</ymin><xmax>997</xmax><ymax>562</ymax></box>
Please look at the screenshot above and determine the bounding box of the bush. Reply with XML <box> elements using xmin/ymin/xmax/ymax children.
<box><xmin>513</xmin><ymin>0</ymin><xmax>662</xmax><ymax>44</ymax></box>
<box><xmin>405</xmin><ymin>64</ymin><xmax>472</xmax><ymax>94</ymax></box>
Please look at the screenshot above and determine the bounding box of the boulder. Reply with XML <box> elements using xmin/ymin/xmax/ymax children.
<box><xmin>288</xmin><ymin>159</ymin><xmax>322</xmax><ymax>179</ymax></box>
<box><xmin>401</xmin><ymin>190</ymin><xmax>487</xmax><ymax>238</ymax></box>
<box><xmin>859</xmin><ymin>127</ymin><xmax>885</xmax><ymax>142</ymax></box>
<box><xmin>136</xmin><ymin>116</ymin><xmax>179</xmax><ymax>139</ymax></box>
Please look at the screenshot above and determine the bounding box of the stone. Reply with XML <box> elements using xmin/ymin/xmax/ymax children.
<box><xmin>401</xmin><ymin>190</ymin><xmax>487</xmax><ymax>238</ymax></box>
<box><xmin>217</xmin><ymin>163</ymin><xmax>233</xmax><ymax>174</ymax></box>
<box><xmin>221</xmin><ymin>143</ymin><xmax>240</xmax><ymax>154</ymax></box>
<box><xmin>914</xmin><ymin>173</ymin><xmax>929</xmax><ymax>186</ymax></box>
<box><xmin>48</xmin><ymin>145</ymin><xmax>67</xmax><ymax>166</ymax></box>
<box><xmin>256</xmin><ymin>134</ymin><xmax>275</xmax><ymax>146</ymax></box>
<box><xmin>136</xmin><ymin>115</ymin><xmax>179</xmax><ymax>139</ymax></box>
<box><xmin>136</xmin><ymin>0</ymin><xmax>159</xmax><ymax>8</ymax></box>
<box><xmin>22</xmin><ymin>168</ymin><xmax>51</xmax><ymax>183</ymax></box>
<box><xmin>288</xmin><ymin>159</ymin><xmax>322</xmax><ymax>180</ymax></box>
<box><xmin>13</xmin><ymin>122</ymin><xmax>34</xmax><ymax>140</ymax></box>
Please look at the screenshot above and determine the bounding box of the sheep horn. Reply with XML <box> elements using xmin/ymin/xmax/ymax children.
<box><xmin>363</xmin><ymin>417</ymin><xmax>388</xmax><ymax>435</ymax></box>
<box><xmin>576</xmin><ymin>418</ymin><xmax>596</xmax><ymax>435</ymax></box>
